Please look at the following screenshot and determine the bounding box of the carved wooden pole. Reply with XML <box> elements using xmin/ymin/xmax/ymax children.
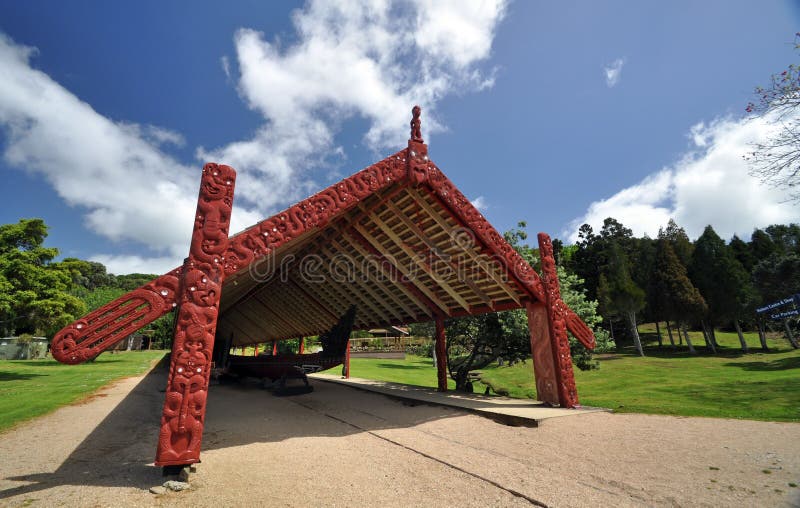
<box><xmin>434</xmin><ymin>315</ymin><xmax>448</xmax><ymax>392</ymax></box>
<box><xmin>344</xmin><ymin>338</ymin><xmax>351</xmax><ymax>379</ymax></box>
<box><xmin>298</xmin><ymin>337</ymin><xmax>305</xmax><ymax>354</ymax></box>
<box><xmin>155</xmin><ymin>163</ymin><xmax>235</xmax><ymax>468</ymax></box>
<box><xmin>525</xmin><ymin>301</ymin><xmax>559</xmax><ymax>405</ymax></box>
<box><xmin>537</xmin><ymin>233</ymin><xmax>579</xmax><ymax>408</ymax></box>
<box><xmin>272</xmin><ymin>340</ymin><xmax>278</xmax><ymax>355</ymax></box>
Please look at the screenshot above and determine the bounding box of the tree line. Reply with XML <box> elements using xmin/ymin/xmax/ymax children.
<box><xmin>0</xmin><ymin>218</ymin><xmax>173</xmax><ymax>346</ymax></box>
<box><xmin>3</xmin><ymin>215</ymin><xmax>797</xmax><ymax>380</ymax></box>
<box><xmin>568</xmin><ymin>218</ymin><xmax>800</xmax><ymax>355</ymax></box>
<box><xmin>410</xmin><ymin>219</ymin><xmax>799</xmax><ymax>392</ymax></box>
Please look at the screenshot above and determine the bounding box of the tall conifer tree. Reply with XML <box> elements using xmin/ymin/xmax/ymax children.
<box><xmin>652</xmin><ymin>239</ymin><xmax>707</xmax><ymax>354</ymax></box>
<box><xmin>691</xmin><ymin>226</ymin><xmax>755</xmax><ymax>352</ymax></box>
<box><xmin>598</xmin><ymin>242</ymin><xmax>646</xmax><ymax>356</ymax></box>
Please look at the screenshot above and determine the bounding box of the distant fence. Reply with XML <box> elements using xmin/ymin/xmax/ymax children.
<box><xmin>349</xmin><ymin>351</ymin><xmax>406</xmax><ymax>359</ymax></box>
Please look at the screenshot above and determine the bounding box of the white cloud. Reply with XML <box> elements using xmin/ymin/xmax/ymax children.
<box><xmin>0</xmin><ymin>1</ymin><xmax>506</xmax><ymax>274</ymax></box>
<box><xmin>0</xmin><ymin>33</ymin><xmax>261</xmax><ymax>274</ymax></box>
<box><xmin>564</xmin><ymin>114</ymin><xmax>799</xmax><ymax>243</ymax></box>
<box><xmin>89</xmin><ymin>254</ymin><xmax>181</xmax><ymax>276</ymax></box>
<box><xmin>201</xmin><ymin>0</ymin><xmax>507</xmax><ymax>210</ymax></box>
<box><xmin>471</xmin><ymin>195</ymin><xmax>488</xmax><ymax>211</ymax></box>
<box><xmin>220</xmin><ymin>55</ymin><xmax>231</xmax><ymax>80</ymax></box>
<box><xmin>604</xmin><ymin>58</ymin><xmax>625</xmax><ymax>88</ymax></box>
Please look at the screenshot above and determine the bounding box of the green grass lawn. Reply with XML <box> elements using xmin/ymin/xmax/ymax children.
<box><xmin>345</xmin><ymin>327</ymin><xmax>800</xmax><ymax>422</ymax></box>
<box><xmin>347</xmin><ymin>356</ymin><xmax>456</xmax><ymax>390</ymax></box>
<box><xmin>0</xmin><ymin>350</ymin><xmax>166</xmax><ymax>433</ymax></box>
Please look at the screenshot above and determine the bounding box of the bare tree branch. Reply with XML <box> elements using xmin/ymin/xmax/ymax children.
<box><xmin>745</xmin><ymin>34</ymin><xmax>800</xmax><ymax>202</ymax></box>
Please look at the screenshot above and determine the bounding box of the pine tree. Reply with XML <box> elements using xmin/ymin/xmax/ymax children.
<box><xmin>652</xmin><ymin>239</ymin><xmax>707</xmax><ymax>354</ymax></box>
<box><xmin>659</xmin><ymin>219</ymin><xmax>694</xmax><ymax>267</ymax></box>
<box><xmin>729</xmin><ymin>235</ymin><xmax>755</xmax><ymax>272</ymax></box>
<box><xmin>750</xmin><ymin>228</ymin><xmax>777</xmax><ymax>262</ymax></box>
<box><xmin>691</xmin><ymin>226</ymin><xmax>756</xmax><ymax>353</ymax></box>
<box><xmin>598</xmin><ymin>242</ymin><xmax>646</xmax><ymax>356</ymax></box>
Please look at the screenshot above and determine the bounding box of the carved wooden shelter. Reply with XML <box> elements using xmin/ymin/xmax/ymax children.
<box><xmin>50</xmin><ymin>107</ymin><xmax>595</xmax><ymax>470</ymax></box>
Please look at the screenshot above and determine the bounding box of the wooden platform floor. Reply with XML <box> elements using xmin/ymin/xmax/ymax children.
<box><xmin>309</xmin><ymin>373</ymin><xmax>609</xmax><ymax>427</ymax></box>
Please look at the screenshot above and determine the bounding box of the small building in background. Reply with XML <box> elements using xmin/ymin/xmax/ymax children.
<box><xmin>350</xmin><ymin>326</ymin><xmax>410</xmax><ymax>352</ymax></box>
<box><xmin>0</xmin><ymin>336</ymin><xmax>49</xmax><ymax>360</ymax></box>
<box><xmin>108</xmin><ymin>332</ymin><xmax>152</xmax><ymax>351</ymax></box>
<box><xmin>349</xmin><ymin>326</ymin><xmax>434</xmax><ymax>359</ymax></box>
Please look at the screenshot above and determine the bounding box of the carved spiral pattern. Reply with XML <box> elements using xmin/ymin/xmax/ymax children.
<box><xmin>422</xmin><ymin>157</ymin><xmax>596</xmax><ymax>408</ymax></box>
<box><xmin>51</xmin><ymin>269</ymin><xmax>181</xmax><ymax>365</ymax></box>
<box><xmin>50</xmin><ymin>152</ymin><xmax>406</xmax><ymax>366</ymax></box>
<box><xmin>221</xmin><ymin>151</ymin><xmax>407</xmax><ymax>275</ymax></box>
<box><xmin>155</xmin><ymin>163</ymin><xmax>235</xmax><ymax>466</ymax></box>
<box><xmin>51</xmin><ymin>129</ymin><xmax>595</xmax><ymax>414</ymax></box>
<box><xmin>426</xmin><ymin>162</ymin><xmax>547</xmax><ymax>299</ymax></box>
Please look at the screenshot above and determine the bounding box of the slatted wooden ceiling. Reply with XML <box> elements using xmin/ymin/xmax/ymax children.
<box><xmin>217</xmin><ymin>183</ymin><xmax>529</xmax><ymax>346</ymax></box>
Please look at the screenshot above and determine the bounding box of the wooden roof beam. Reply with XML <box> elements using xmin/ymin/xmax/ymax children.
<box><xmin>288</xmin><ymin>277</ymin><xmax>342</xmax><ymax>322</ymax></box>
<box><xmin>290</xmin><ymin>260</ymin><xmax>374</xmax><ymax>329</ymax></box>
<box><xmin>318</xmin><ymin>244</ymin><xmax>405</xmax><ymax>322</ymax></box>
<box><xmin>221</xmin><ymin>229</ymin><xmax>327</xmax><ymax>312</ymax></box>
<box><xmin>349</xmin><ymin>225</ymin><xmax>450</xmax><ymax>316</ymax></box>
<box><xmin>384</xmin><ymin>200</ymin><xmax>493</xmax><ymax>306</ymax></box>
<box><xmin>329</xmin><ymin>237</ymin><xmax>419</xmax><ymax>319</ymax></box>
<box><xmin>405</xmin><ymin>188</ymin><xmax>522</xmax><ymax>306</ymax></box>
<box><xmin>300</xmin><ymin>230</ymin><xmax>401</xmax><ymax>325</ymax></box>
<box><xmin>252</xmin><ymin>291</ymin><xmax>313</xmax><ymax>337</ymax></box>
<box><xmin>340</xmin><ymin>230</ymin><xmax>432</xmax><ymax>319</ymax></box>
<box><xmin>319</xmin><ymin>284</ymin><xmax>371</xmax><ymax>329</ymax></box>
<box><xmin>304</xmin><ymin>255</ymin><xmax>390</xmax><ymax>327</ymax></box>
<box><xmin>289</xmin><ymin>270</ymin><xmax>347</xmax><ymax>321</ymax></box>
<box><xmin>249</xmin><ymin>292</ymin><xmax>307</xmax><ymax>337</ymax></box>
<box><xmin>217</xmin><ymin>318</ymin><xmax>257</xmax><ymax>346</ymax></box>
<box><xmin>275</xmin><ymin>282</ymin><xmax>334</xmax><ymax>332</ymax></box>
<box><xmin>226</xmin><ymin>306</ymin><xmax>282</xmax><ymax>341</ymax></box>
<box><xmin>363</xmin><ymin>209</ymin><xmax>472</xmax><ymax>312</ymax></box>
<box><xmin>239</xmin><ymin>294</ymin><xmax>301</xmax><ymax>338</ymax></box>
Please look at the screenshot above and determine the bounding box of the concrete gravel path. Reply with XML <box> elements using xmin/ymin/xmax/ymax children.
<box><xmin>1</xmin><ymin>361</ymin><xmax>798</xmax><ymax>507</ymax></box>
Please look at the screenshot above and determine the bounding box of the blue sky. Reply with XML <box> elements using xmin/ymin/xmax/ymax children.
<box><xmin>0</xmin><ymin>0</ymin><xmax>798</xmax><ymax>274</ymax></box>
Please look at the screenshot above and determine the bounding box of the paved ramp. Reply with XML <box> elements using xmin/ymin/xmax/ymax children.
<box><xmin>309</xmin><ymin>373</ymin><xmax>609</xmax><ymax>426</ymax></box>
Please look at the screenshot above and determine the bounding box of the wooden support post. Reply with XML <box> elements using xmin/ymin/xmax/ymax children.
<box><xmin>434</xmin><ymin>315</ymin><xmax>447</xmax><ymax>392</ymax></box>
<box><xmin>537</xmin><ymin>233</ymin><xmax>579</xmax><ymax>408</ymax></box>
<box><xmin>298</xmin><ymin>337</ymin><xmax>305</xmax><ymax>354</ymax></box>
<box><xmin>344</xmin><ymin>338</ymin><xmax>351</xmax><ymax>379</ymax></box>
<box><xmin>254</xmin><ymin>344</ymin><xmax>259</xmax><ymax>356</ymax></box>
<box><xmin>525</xmin><ymin>301</ymin><xmax>559</xmax><ymax>405</ymax></box>
<box><xmin>221</xmin><ymin>333</ymin><xmax>232</xmax><ymax>367</ymax></box>
<box><xmin>155</xmin><ymin>163</ymin><xmax>236</xmax><ymax>468</ymax></box>
<box><xmin>272</xmin><ymin>340</ymin><xmax>278</xmax><ymax>355</ymax></box>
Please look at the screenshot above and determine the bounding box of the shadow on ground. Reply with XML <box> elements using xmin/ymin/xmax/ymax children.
<box><xmin>5</xmin><ymin>358</ymin><xmax>127</xmax><ymax>367</ymax></box>
<box><xmin>600</xmin><ymin>343</ymin><xmax>795</xmax><ymax>361</ymax></box>
<box><xmin>0</xmin><ymin>360</ymin><xmax>463</xmax><ymax>498</ymax></box>
<box><xmin>0</xmin><ymin>371</ymin><xmax>44</xmax><ymax>381</ymax></box>
<box><xmin>723</xmin><ymin>355</ymin><xmax>800</xmax><ymax>371</ymax></box>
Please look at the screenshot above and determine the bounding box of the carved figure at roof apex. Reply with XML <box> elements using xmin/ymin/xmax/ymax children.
<box><xmin>410</xmin><ymin>105</ymin><xmax>423</xmax><ymax>143</ymax></box>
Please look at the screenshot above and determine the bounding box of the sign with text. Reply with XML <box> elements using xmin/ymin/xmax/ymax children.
<box><xmin>756</xmin><ymin>294</ymin><xmax>800</xmax><ymax>315</ymax></box>
<box><xmin>770</xmin><ymin>308</ymin><xmax>800</xmax><ymax>320</ymax></box>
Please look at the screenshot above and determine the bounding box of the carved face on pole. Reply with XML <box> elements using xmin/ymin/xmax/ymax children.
<box><xmin>184</xmin><ymin>268</ymin><xmax>219</xmax><ymax>308</ymax></box>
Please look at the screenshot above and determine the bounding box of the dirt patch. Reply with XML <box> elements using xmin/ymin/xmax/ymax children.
<box><xmin>0</xmin><ymin>364</ymin><xmax>798</xmax><ymax>507</ymax></box>
<box><xmin>74</xmin><ymin>392</ymin><xmax>109</xmax><ymax>406</ymax></box>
